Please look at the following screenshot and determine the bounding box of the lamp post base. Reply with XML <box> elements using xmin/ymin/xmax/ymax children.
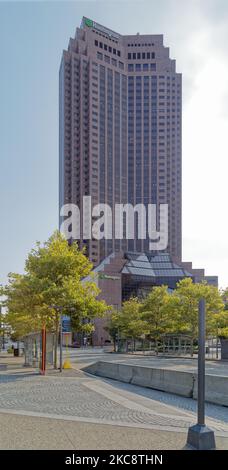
<box><xmin>186</xmin><ymin>424</ymin><xmax>216</xmax><ymax>450</ymax></box>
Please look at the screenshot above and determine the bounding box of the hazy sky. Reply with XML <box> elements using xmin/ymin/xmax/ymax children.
<box><xmin>0</xmin><ymin>0</ymin><xmax>228</xmax><ymax>287</ymax></box>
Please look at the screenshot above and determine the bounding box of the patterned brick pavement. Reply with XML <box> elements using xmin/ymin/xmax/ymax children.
<box><xmin>0</xmin><ymin>371</ymin><xmax>228</xmax><ymax>437</ymax></box>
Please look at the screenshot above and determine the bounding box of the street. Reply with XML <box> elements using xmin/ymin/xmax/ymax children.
<box><xmin>63</xmin><ymin>347</ymin><xmax>228</xmax><ymax>376</ymax></box>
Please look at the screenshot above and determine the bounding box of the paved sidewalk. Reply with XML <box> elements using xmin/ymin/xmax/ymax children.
<box><xmin>0</xmin><ymin>368</ymin><xmax>228</xmax><ymax>449</ymax></box>
<box><xmin>0</xmin><ymin>412</ymin><xmax>196</xmax><ymax>450</ymax></box>
<box><xmin>0</xmin><ymin>411</ymin><xmax>227</xmax><ymax>450</ymax></box>
<box><xmin>1</xmin><ymin>352</ymin><xmax>228</xmax><ymax>450</ymax></box>
<box><xmin>0</xmin><ymin>353</ymin><xmax>24</xmax><ymax>368</ymax></box>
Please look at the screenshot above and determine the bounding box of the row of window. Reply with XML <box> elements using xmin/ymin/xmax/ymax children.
<box><xmin>127</xmin><ymin>42</ymin><xmax>155</xmax><ymax>47</ymax></box>
<box><xmin>93</xmin><ymin>29</ymin><xmax>118</xmax><ymax>45</ymax></box>
<box><xmin>97</xmin><ymin>51</ymin><xmax>124</xmax><ymax>69</ymax></box>
<box><xmin>128</xmin><ymin>63</ymin><xmax>156</xmax><ymax>72</ymax></box>
<box><xmin>94</xmin><ymin>39</ymin><xmax>121</xmax><ymax>56</ymax></box>
<box><xmin>128</xmin><ymin>52</ymin><xmax>155</xmax><ymax>60</ymax></box>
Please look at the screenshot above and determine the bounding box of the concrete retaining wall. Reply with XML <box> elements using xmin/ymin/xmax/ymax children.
<box><xmin>131</xmin><ymin>366</ymin><xmax>193</xmax><ymax>397</ymax></box>
<box><xmin>193</xmin><ymin>374</ymin><xmax>228</xmax><ymax>407</ymax></box>
<box><xmin>84</xmin><ymin>361</ymin><xmax>228</xmax><ymax>406</ymax></box>
<box><xmin>83</xmin><ymin>361</ymin><xmax>194</xmax><ymax>397</ymax></box>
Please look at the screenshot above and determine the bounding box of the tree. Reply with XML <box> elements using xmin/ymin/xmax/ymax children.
<box><xmin>1</xmin><ymin>273</ymin><xmax>50</xmax><ymax>339</ymax></box>
<box><xmin>139</xmin><ymin>286</ymin><xmax>175</xmax><ymax>352</ymax></box>
<box><xmin>107</xmin><ymin>298</ymin><xmax>149</xmax><ymax>351</ymax></box>
<box><xmin>105</xmin><ymin>310</ymin><xmax>121</xmax><ymax>352</ymax></box>
<box><xmin>220</xmin><ymin>288</ymin><xmax>228</xmax><ymax>311</ymax></box>
<box><xmin>120</xmin><ymin>298</ymin><xmax>149</xmax><ymax>339</ymax></box>
<box><xmin>1</xmin><ymin>231</ymin><xmax>108</xmax><ymax>367</ymax></box>
<box><xmin>211</xmin><ymin>311</ymin><xmax>228</xmax><ymax>338</ymax></box>
<box><xmin>174</xmin><ymin>278</ymin><xmax>224</xmax><ymax>339</ymax></box>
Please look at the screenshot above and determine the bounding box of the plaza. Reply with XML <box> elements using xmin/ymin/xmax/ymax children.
<box><xmin>0</xmin><ymin>349</ymin><xmax>228</xmax><ymax>449</ymax></box>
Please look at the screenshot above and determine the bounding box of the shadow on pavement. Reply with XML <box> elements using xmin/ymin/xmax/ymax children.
<box><xmin>0</xmin><ymin>371</ymin><xmax>39</xmax><ymax>383</ymax></box>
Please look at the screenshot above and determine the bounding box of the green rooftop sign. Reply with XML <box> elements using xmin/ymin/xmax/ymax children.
<box><xmin>85</xmin><ymin>18</ymin><xmax>93</xmax><ymax>28</ymax></box>
<box><xmin>83</xmin><ymin>17</ymin><xmax>120</xmax><ymax>40</ymax></box>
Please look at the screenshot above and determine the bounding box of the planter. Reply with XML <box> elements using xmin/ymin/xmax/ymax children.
<box><xmin>220</xmin><ymin>338</ymin><xmax>228</xmax><ymax>360</ymax></box>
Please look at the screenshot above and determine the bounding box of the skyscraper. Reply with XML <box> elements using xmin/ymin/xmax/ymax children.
<box><xmin>59</xmin><ymin>17</ymin><xmax>182</xmax><ymax>265</ymax></box>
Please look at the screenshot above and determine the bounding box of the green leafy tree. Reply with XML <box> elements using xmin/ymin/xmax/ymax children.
<box><xmin>107</xmin><ymin>298</ymin><xmax>149</xmax><ymax>351</ymax></box>
<box><xmin>139</xmin><ymin>286</ymin><xmax>175</xmax><ymax>352</ymax></box>
<box><xmin>1</xmin><ymin>231</ymin><xmax>108</xmax><ymax>367</ymax></box>
<box><xmin>220</xmin><ymin>287</ymin><xmax>228</xmax><ymax>311</ymax></box>
<box><xmin>105</xmin><ymin>310</ymin><xmax>120</xmax><ymax>351</ymax></box>
<box><xmin>119</xmin><ymin>298</ymin><xmax>149</xmax><ymax>339</ymax></box>
<box><xmin>211</xmin><ymin>310</ymin><xmax>228</xmax><ymax>338</ymax></box>
<box><xmin>174</xmin><ymin>278</ymin><xmax>224</xmax><ymax>339</ymax></box>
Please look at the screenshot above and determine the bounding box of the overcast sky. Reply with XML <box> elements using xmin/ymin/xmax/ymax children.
<box><xmin>0</xmin><ymin>0</ymin><xmax>228</xmax><ymax>287</ymax></box>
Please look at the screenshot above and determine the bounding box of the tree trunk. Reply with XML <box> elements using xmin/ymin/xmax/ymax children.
<box><xmin>54</xmin><ymin>317</ymin><xmax>59</xmax><ymax>369</ymax></box>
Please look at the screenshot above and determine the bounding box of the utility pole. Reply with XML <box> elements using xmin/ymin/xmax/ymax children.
<box><xmin>186</xmin><ymin>299</ymin><xmax>216</xmax><ymax>450</ymax></box>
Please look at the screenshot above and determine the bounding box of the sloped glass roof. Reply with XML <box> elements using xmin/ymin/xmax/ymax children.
<box><xmin>84</xmin><ymin>251</ymin><xmax>193</xmax><ymax>283</ymax></box>
<box><xmin>122</xmin><ymin>252</ymin><xmax>192</xmax><ymax>279</ymax></box>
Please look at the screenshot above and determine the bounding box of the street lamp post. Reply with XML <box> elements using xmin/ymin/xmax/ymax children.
<box><xmin>186</xmin><ymin>298</ymin><xmax>216</xmax><ymax>450</ymax></box>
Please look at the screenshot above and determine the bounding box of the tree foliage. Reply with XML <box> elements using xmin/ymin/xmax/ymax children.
<box><xmin>139</xmin><ymin>285</ymin><xmax>175</xmax><ymax>339</ymax></box>
<box><xmin>173</xmin><ymin>278</ymin><xmax>224</xmax><ymax>338</ymax></box>
<box><xmin>107</xmin><ymin>279</ymin><xmax>226</xmax><ymax>343</ymax></box>
<box><xmin>1</xmin><ymin>232</ymin><xmax>108</xmax><ymax>342</ymax></box>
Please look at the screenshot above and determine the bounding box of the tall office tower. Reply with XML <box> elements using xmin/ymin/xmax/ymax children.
<box><xmin>59</xmin><ymin>17</ymin><xmax>182</xmax><ymax>265</ymax></box>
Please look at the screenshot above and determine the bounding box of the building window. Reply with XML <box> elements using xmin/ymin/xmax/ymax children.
<box><xmin>112</xmin><ymin>58</ymin><xmax>117</xmax><ymax>66</ymax></box>
<box><xmin>150</xmin><ymin>63</ymin><xmax>156</xmax><ymax>71</ymax></box>
<box><xmin>104</xmin><ymin>44</ymin><xmax>107</xmax><ymax>51</ymax></box>
<box><xmin>151</xmin><ymin>52</ymin><xmax>155</xmax><ymax>59</ymax></box>
<box><xmin>147</xmin><ymin>52</ymin><xmax>150</xmax><ymax>59</ymax></box>
<box><xmin>99</xmin><ymin>42</ymin><xmax>103</xmax><ymax>49</ymax></box>
<box><xmin>108</xmin><ymin>46</ymin><xmax>112</xmax><ymax>53</ymax></box>
<box><xmin>128</xmin><ymin>64</ymin><xmax>134</xmax><ymax>71</ymax></box>
<box><xmin>137</xmin><ymin>52</ymin><xmax>141</xmax><ymax>59</ymax></box>
<box><xmin>143</xmin><ymin>63</ymin><xmax>149</xmax><ymax>71</ymax></box>
<box><xmin>95</xmin><ymin>40</ymin><xmax>98</xmax><ymax>46</ymax></box>
<box><xmin>142</xmin><ymin>52</ymin><xmax>145</xmax><ymax>59</ymax></box>
<box><xmin>113</xmin><ymin>48</ymin><xmax>116</xmax><ymax>55</ymax></box>
<box><xmin>119</xmin><ymin>61</ymin><xmax>124</xmax><ymax>70</ymax></box>
<box><xmin>97</xmin><ymin>51</ymin><xmax>103</xmax><ymax>60</ymax></box>
<box><xmin>105</xmin><ymin>55</ymin><xmax>110</xmax><ymax>63</ymax></box>
<box><xmin>133</xmin><ymin>53</ymin><xmax>136</xmax><ymax>59</ymax></box>
<box><xmin>136</xmin><ymin>63</ymin><xmax>141</xmax><ymax>71</ymax></box>
<box><xmin>128</xmin><ymin>53</ymin><xmax>131</xmax><ymax>59</ymax></box>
